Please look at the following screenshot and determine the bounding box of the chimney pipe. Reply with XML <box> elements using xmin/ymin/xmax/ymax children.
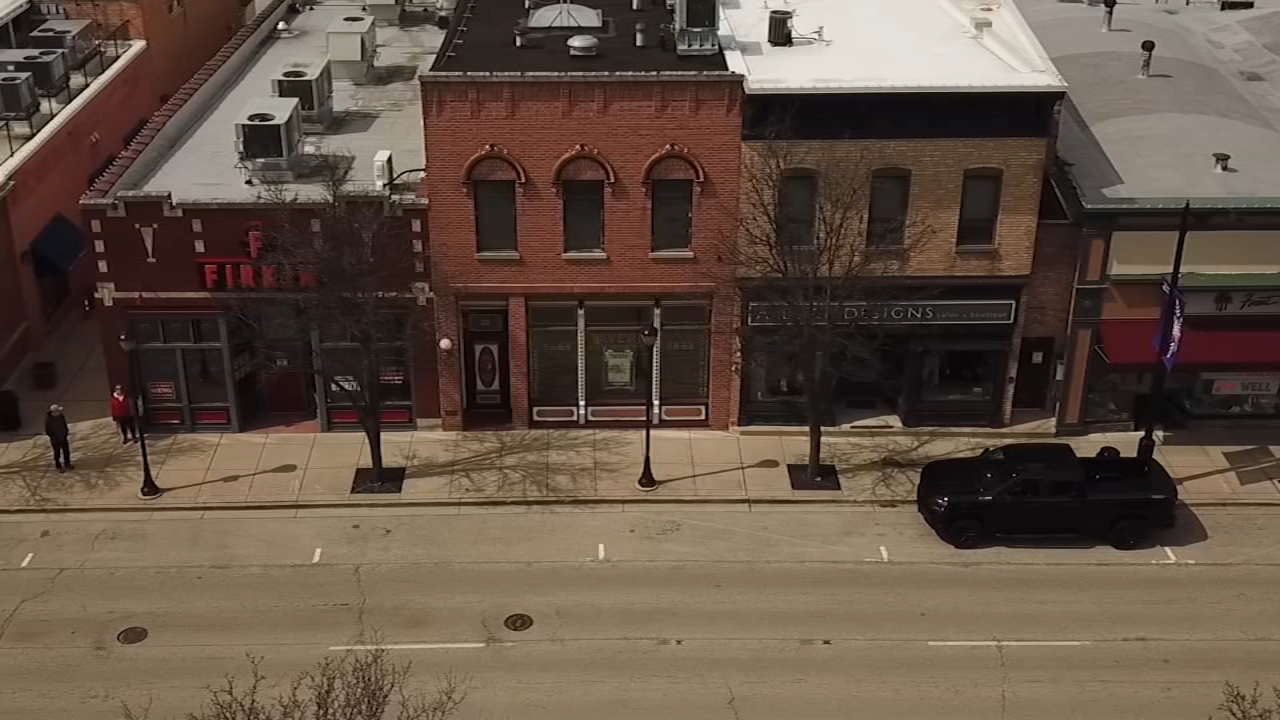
<box><xmin>632</xmin><ymin>0</ymin><xmax>642</xmax><ymax>10</ymax></box>
<box><xmin>1139</xmin><ymin>39</ymin><xmax>1155</xmax><ymax>78</ymax></box>
<box><xmin>635</xmin><ymin>21</ymin><xmax>646</xmax><ymax>47</ymax></box>
<box><xmin>1102</xmin><ymin>0</ymin><xmax>1116</xmax><ymax>32</ymax></box>
<box><xmin>1213</xmin><ymin>152</ymin><xmax>1232</xmax><ymax>173</ymax></box>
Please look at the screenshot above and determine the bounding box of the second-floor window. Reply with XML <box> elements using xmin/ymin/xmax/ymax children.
<box><xmin>958</xmin><ymin>168</ymin><xmax>1003</xmax><ymax>248</ymax></box>
<box><xmin>474</xmin><ymin>180</ymin><xmax>517</xmax><ymax>253</ymax></box>
<box><xmin>778</xmin><ymin>171</ymin><xmax>817</xmax><ymax>247</ymax></box>
<box><xmin>651</xmin><ymin>179</ymin><xmax>694</xmax><ymax>251</ymax></box>
<box><xmin>866</xmin><ymin>168</ymin><xmax>911</xmax><ymax>247</ymax></box>
<box><xmin>563</xmin><ymin>180</ymin><xmax>605</xmax><ymax>252</ymax></box>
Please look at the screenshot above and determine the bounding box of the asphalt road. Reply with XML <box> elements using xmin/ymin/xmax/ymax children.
<box><xmin>2</xmin><ymin>506</ymin><xmax>1280</xmax><ymax>720</ymax></box>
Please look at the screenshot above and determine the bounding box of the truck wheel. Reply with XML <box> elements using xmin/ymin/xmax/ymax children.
<box><xmin>946</xmin><ymin>518</ymin><xmax>984</xmax><ymax>550</ymax></box>
<box><xmin>1109</xmin><ymin>518</ymin><xmax>1151</xmax><ymax>551</ymax></box>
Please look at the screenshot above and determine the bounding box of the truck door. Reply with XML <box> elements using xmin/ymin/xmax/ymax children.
<box><xmin>1032</xmin><ymin>475</ymin><xmax>1089</xmax><ymax>534</ymax></box>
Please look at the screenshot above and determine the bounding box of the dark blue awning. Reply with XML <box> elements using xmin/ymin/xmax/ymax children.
<box><xmin>30</xmin><ymin>214</ymin><xmax>85</xmax><ymax>274</ymax></box>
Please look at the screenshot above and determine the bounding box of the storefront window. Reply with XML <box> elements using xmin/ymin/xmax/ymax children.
<box><xmin>378</xmin><ymin>355</ymin><xmax>412</xmax><ymax>404</ymax></box>
<box><xmin>585</xmin><ymin>304</ymin><xmax>652</xmax><ymax>405</ymax></box>
<box><xmin>322</xmin><ymin>347</ymin><xmax>365</xmax><ymax>404</ymax></box>
<box><xmin>1084</xmin><ymin>368</ymin><xmax>1148</xmax><ymax>423</ymax></box>
<box><xmin>746</xmin><ymin>346</ymin><xmax>808</xmax><ymax>402</ymax></box>
<box><xmin>920</xmin><ymin>350</ymin><xmax>996</xmax><ymax>402</ymax></box>
<box><xmin>140</xmin><ymin>349</ymin><xmax>183</xmax><ymax>406</ymax></box>
<box><xmin>183</xmin><ymin>349</ymin><xmax>228</xmax><ymax>404</ymax></box>
<box><xmin>1167</xmin><ymin>372</ymin><xmax>1280</xmax><ymax>417</ymax></box>
<box><xmin>529</xmin><ymin>305</ymin><xmax>578</xmax><ymax>406</ymax></box>
<box><xmin>660</xmin><ymin>304</ymin><xmax>710</xmax><ymax>402</ymax></box>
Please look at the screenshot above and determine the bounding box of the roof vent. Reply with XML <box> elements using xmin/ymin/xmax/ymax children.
<box><xmin>530</xmin><ymin>1</ymin><xmax>603</xmax><ymax>29</ymax></box>
<box><xmin>635</xmin><ymin>21</ymin><xmax>646</xmax><ymax>48</ymax></box>
<box><xmin>1139</xmin><ymin>39</ymin><xmax>1155</xmax><ymax>78</ymax></box>
<box><xmin>970</xmin><ymin>15</ymin><xmax>993</xmax><ymax>38</ymax></box>
<box><xmin>1213</xmin><ymin>152</ymin><xmax>1232</xmax><ymax>173</ymax></box>
<box><xmin>768</xmin><ymin>9</ymin><xmax>792</xmax><ymax>47</ymax></box>
<box><xmin>567</xmin><ymin>34</ymin><xmax>599</xmax><ymax>56</ymax></box>
<box><xmin>675</xmin><ymin>0</ymin><xmax>719</xmax><ymax>55</ymax></box>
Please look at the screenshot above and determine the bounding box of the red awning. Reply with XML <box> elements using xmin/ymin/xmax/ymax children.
<box><xmin>1098</xmin><ymin>320</ymin><xmax>1280</xmax><ymax>366</ymax></box>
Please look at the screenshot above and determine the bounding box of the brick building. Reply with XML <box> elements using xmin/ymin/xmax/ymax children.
<box><xmin>0</xmin><ymin>0</ymin><xmax>244</xmax><ymax>385</ymax></box>
<box><xmin>722</xmin><ymin>0</ymin><xmax>1073</xmax><ymax>428</ymax></box>
<box><xmin>1022</xmin><ymin>1</ymin><xmax>1280</xmax><ymax>434</ymax></box>
<box><xmin>423</xmin><ymin>0</ymin><xmax>742</xmax><ymax>430</ymax></box>
<box><xmin>80</xmin><ymin>0</ymin><xmax>440</xmax><ymax>432</ymax></box>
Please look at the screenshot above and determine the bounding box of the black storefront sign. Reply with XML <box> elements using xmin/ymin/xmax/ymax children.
<box><xmin>746</xmin><ymin>300</ymin><xmax>1017</xmax><ymax>326</ymax></box>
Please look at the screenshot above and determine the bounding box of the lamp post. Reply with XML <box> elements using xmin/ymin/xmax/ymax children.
<box><xmin>118</xmin><ymin>333</ymin><xmax>163</xmax><ymax>500</ymax></box>
<box><xmin>636</xmin><ymin>325</ymin><xmax>659</xmax><ymax>492</ymax></box>
<box><xmin>1136</xmin><ymin>200</ymin><xmax>1191</xmax><ymax>461</ymax></box>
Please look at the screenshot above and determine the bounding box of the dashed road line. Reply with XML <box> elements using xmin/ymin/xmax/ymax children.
<box><xmin>312</xmin><ymin>548</ymin><xmax>323</xmax><ymax>564</ymax></box>
<box><xmin>928</xmin><ymin>640</ymin><xmax>1090</xmax><ymax>647</ymax></box>
<box><xmin>20</xmin><ymin>553</ymin><xmax>33</xmax><ymax>568</ymax></box>
<box><xmin>597</xmin><ymin>543</ymin><xmax>606</xmax><ymax>561</ymax></box>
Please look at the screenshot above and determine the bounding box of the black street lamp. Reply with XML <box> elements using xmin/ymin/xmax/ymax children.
<box><xmin>118</xmin><ymin>333</ymin><xmax>163</xmax><ymax>500</ymax></box>
<box><xmin>1136</xmin><ymin>200</ymin><xmax>1191</xmax><ymax>461</ymax></box>
<box><xmin>636</xmin><ymin>325</ymin><xmax>659</xmax><ymax>492</ymax></box>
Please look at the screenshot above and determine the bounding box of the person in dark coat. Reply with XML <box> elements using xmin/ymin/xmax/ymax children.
<box><xmin>45</xmin><ymin>404</ymin><xmax>73</xmax><ymax>472</ymax></box>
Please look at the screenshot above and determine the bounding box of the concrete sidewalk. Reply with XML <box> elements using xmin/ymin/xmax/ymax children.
<box><xmin>1</xmin><ymin>421</ymin><xmax>1277</xmax><ymax>512</ymax></box>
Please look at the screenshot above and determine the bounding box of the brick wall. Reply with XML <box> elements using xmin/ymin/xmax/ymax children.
<box><xmin>740</xmin><ymin>138</ymin><xmax>1050</xmax><ymax>277</ymax></box>
<box><xmin>1023</xmin><ymin>223</ymin><xmax>1079</xmax><ymax>339</ymax></box>
<box><xmin>422</xmin><ymin>76</ymin><xmax>743</xmax><ymax>430</ymax></box>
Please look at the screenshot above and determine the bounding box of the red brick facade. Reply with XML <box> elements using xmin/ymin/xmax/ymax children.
<box><xmin>422</xmin><ymin>75</ymin><xmax>743</xmax><ymax>430</ymax></box>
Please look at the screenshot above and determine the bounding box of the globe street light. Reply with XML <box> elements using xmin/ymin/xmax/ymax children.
<box><xmin>118</xmin><ymin>333</ymin><xmax>163</xmax><ymax>500</ymax></box>
<box><xmin>636</xmin><ymin>325</ymin><xmax>659</xmax><ymax>492</ymax></box>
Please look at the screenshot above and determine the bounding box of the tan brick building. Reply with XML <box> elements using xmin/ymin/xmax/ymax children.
<box><xmin>424</xmin><ymin>0</ymin><xmax>742</xmax><ymax>431</ymax></box>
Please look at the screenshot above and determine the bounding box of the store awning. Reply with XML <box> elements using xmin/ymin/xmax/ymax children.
<box><xmin>1098</xmin><ymin>320</ymin><xmax>1280</xmax><ymax>366</ymax></box>
<box><xmin>30</xmin><ymin>214</ymin><xmax>85</xmax><ymax>275</ymax></box>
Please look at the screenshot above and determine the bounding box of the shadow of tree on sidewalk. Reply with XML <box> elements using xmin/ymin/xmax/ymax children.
<box><xmin>401</xmin><ymin>431</ymin><xmax>622</xmax><ymax>498</ymax></box>
<box><xmin>821</xmin><ymin>435</ymin><xmax>991</xmax><ymax>499</ymax></box>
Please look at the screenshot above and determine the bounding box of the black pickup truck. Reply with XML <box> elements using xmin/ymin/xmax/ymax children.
<box><xmin>917</xmin><ymin>443</ymin><xmax>1178</xmax><ymax>550</ymax></box>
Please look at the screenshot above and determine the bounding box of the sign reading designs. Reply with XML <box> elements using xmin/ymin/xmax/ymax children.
<box><xmin>746</xmin><ymin>300</ymin><xmax>1017</xmax><ymax>326</ymax></box>
<box><xmin>1186</xmin><ymin>290</ymin><xmax>1280</xmax><ymax>316</ymax></box>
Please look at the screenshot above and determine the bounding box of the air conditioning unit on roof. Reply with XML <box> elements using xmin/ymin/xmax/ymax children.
<box><xmin>234</xmin><ymin>97</ymin><xmax>303</xmax><ymax>181</ymax></box>
<box><xmin>0</xmin><ymin>49</ymin><xmax>68</xmax><ymax>96</ymax></box>
<box><xmin>270</xmin><ymin>57</ymin><xmax>334</xmax><ymax>128</ymax></box>
<box><xmin>0</xmin><ymin>73</ymin><xmax>38</xmax><ymax>120</ymax></box>
<box><xmin>29</xmin><ymin>19</ymin><xmax>97</xmax><ymax>68</ymax></box>
<box><xmin>327</xmin><ymin>14</ymin><xmax>376</xmax><ymax>83</ymax></box>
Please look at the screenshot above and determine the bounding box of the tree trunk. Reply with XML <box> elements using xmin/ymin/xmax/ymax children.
<box><xmin>807</xmin><ymin>349</ymin><xmax>824</xmax><ymax>480</ymax></box>
<box><xmin>363</xmin><ymin>345</ymin><xmax>384</xmax><ymax>478</ymax></box>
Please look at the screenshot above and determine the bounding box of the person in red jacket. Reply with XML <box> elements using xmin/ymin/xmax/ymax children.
<box><xmin>110</xmin><ymin>385</ymin><xmax>138</xmax><ymax>444</ymax></box>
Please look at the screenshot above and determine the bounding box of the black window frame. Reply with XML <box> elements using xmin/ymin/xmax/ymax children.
<box><xmin>957</xmin><ymin>168</ymin><xmax>1003</xmax><ymax>248</ymax></box>
<box><xmin>866</xmin><ymin>168</ymin><xmax>911</xmax><ymax>248</ymax></box>
<box><xmin>650</xmin><ymin>179</ymin><xmax>694</xmax><ymax>252</ymax></box>
<box><xmin>473</xmin><ymin>179</ymin><xmax>518</xmax><ymax>253</ymax></box>
<box><xmin>777</xmin><ymin>170</ymin><xmax>817</xmax><ymax>247</ymax></box>
<box><xmin>563</xmin><ymin>179</ymin><xmax>605</xmax><ymax>252</ymax></box>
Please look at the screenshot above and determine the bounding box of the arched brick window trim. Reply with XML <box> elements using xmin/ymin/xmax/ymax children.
<box><xmin>461</xmin><ymin>144</ymin><xmax>528</xmax><ymax>193</ymax></box>
<box><xmin>552</xmin><ymin>144</ymin><xmax>617</xmax><ymax>193</ymax></box>
<box><xmin>641</xmin><ymin>143</ymin><xmax>706</xmax><ymax>196</ymax></box>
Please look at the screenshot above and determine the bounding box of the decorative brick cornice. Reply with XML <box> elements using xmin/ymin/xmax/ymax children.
<box><xmin>81</xmin><ymin>0</ymin><xmax>291</xmax><ymax>201</ymax></box>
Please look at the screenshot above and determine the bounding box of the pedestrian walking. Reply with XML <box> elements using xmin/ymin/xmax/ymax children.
<box><xmin>110</xmin><ymin>385</ymin><xmax>138</xmax><ymax>443</ymax></box>
<box><xmin>44</xmin><ymin>404</ymin><xmax>73</xmax><ymax>472</ymax></box>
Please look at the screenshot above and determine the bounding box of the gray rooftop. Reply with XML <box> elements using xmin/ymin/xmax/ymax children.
<box><xmin>129</xmin><ymin>1</ymin><xmax>443</xmax><ymax>202</ymax></box>
<box><xmin>1019</xmin><ymin>0</ymin><xmax>1280</xmax><ymax>208</ymax></box>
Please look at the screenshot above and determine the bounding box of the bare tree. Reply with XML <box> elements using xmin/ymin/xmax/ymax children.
<box><xmin>121</xmin><ymin>647</ymin><xmax>470</xmax><ymax>720</ymax></box>
<box><xmin>728</xmin><ymin>137</ymin><xmax>930</xmax><ymax>483</ymax></box>
<box><xmin>1212</xmin><ymin>683</ymin><xmax>1280</xmax><ymax>720</ymax></box>
<box><xmin>236</xmin><ymin>160</ymin><xmax>426</xmax><ymax>489</ymax></box>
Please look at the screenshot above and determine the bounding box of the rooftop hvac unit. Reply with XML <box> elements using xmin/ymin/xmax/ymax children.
<box><xmin>674</xmin><ymin>0</ymin><xmax>720</xmax><ymax>56</ymax></box>
<box><xmin>234</xmin><ymin>97</ymin><xmax>303</xmax><ymax>181</ymax></box>
<box><xmin>0</xmin><ymin>49</ymin><xmax>69</xmax><ymax>96</ymax></box>
<box><xmin>0</xmin><ymin>73</ymin><xmax>38</xmax><ymax>120</ymax></box>
<box><xmin>373</xmin><ymin>149</ymin><xmax>394</xmax><ymax>191</ymax></box>
<box><xmin>270</xmin><ymin>57</ymin><xmax>334</xmax><ymax>128</ymax></box>
<box><xmin>364</xmin><ymin>0</ymin><xmax>404</xmax><ymax>26</ymax></box>
<box><xmin>327</xmin><ymin>14</ymin><xmax>376</xmax><ymax>82</ymax></box>
<box><xmin>29</xmin><ymin>19</ymin><xmax>97</xmax><ymax>68</ymax></box>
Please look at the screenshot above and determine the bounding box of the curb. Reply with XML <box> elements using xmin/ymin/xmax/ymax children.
<box><xmin>2</xmin><ymin>495</ymin><xmax>1278</xmax><ymax>516</ymax></box>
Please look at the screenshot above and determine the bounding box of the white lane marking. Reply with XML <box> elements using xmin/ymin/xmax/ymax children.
<box><xmin>1152</xmin><ymin>546</ymin><xmax>1190</xmax><ymax>564</ymax></box>
<box><xmin>880</xmin><ymin>545</ymin><xmax>890</xmax><ymax>562</ymax></box>
<box><xmin>597</xmin><ymin>543</ymin><xmax>606</xmax><ymax>561</ymax></box>
<box><xmin>929</xmin><ymin>641</ymin><xmax>1090</xmax><ymax>647</ymax></box>
<box><xmin>329</xmin><ymin>642</ymin><xmax>499</xmax><ymax>651</ymax></box>
<box><xmin>312</xmin><ymin>548</ymin><xmax>323</xmax><ymax>564</ymax></box>
<box><xmin>1163</xmin><ymin>546</ymin><xmax>1177</xmax><ymax>563</ymax></box>
<box><xmin>20</xmin><ymin>553</ymin><xmax>33</xmax><ymax>568</ymax></box>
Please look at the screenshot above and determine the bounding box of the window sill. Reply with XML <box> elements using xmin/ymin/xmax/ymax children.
<box><xmin>649</xmin><ymin>249</ymin><xmax>694</xmax><ymax>259</ymax></box>
<box><xmin>955</xmin><ymin>244</ymin><xmax>998</xmax><ymax>254</ymax></box>
<box><xmin>475</xmin><ymin>250</ymin><xmax>521</xmax><ymax>261</ymax></box>
<box><xmin>562</xmin><ymin>250</ymin><xmax>608</xmax><ymax>261</ymax></box>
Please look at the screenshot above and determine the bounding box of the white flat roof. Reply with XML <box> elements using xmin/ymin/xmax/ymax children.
<box><xmin>718</xmin><ymin>0</ymin><xmax>1066</xmax><ymax>94</ymax></box>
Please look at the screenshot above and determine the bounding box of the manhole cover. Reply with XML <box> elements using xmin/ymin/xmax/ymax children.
<box><xmin>503</xmin><ymin>613</ymin><xmax>533</xmax><ymax>632</ymax></box>
<box><xmin>116</xmin><ymin>626</ymin><xmax>148</xmax><ymax>645</ymax></box>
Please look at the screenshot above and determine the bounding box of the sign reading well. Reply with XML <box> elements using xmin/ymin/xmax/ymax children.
<box><xmin>746</xmin><ymin>300</ymin><xmax>1017</xmax><ymax>326</ymax></box>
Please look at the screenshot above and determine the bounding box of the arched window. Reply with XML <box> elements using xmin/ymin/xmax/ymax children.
<box><xmin>462</xmin><ymin>145</ymin><xmax>526</xmax><ymax>254</ymax></box>
<box><xmin>554</xmin><ymin>146</ymin><xmax>615</xmax><ymax>253</ymax></box>
<box><xmin>958</xmin><ymin>167</ymin><xmax>1003</xmax><ymax>248</ymax></box>
<box><xmin>866</xmin><ymin>167</ymin><xmax>911</xmax><ymax>248</ymax></box>
<box><xmin>643</xmin><ymin>145</ymin><xmax>705</xmax><ymax>253</ymax></box>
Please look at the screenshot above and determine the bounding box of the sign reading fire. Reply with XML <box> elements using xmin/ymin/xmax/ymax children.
<box><xmin>198</xmin><ymin>226</ymin><xmax>318</xmax><ymax>290</ymax></box>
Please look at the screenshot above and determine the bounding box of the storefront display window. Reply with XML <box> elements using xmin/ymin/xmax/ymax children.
<box><xmin>319</xmin><ymin>319</ymin><xmax>414</xmax><ymax>426</ymax></box>
<box><xmin>659</xmin><ymin>304</ymin><xmax>710</xmax><ymax>403</ymax></box>
<box><xmin>746</xmin><ymin>347</ymin><xmax>808</xmax><ymax>402</ymax></box>
<box><xmin>183</xmin><ymin>349</ymin><xmax>228</xmax><ymax>405</ymax></box>
<box><xmin>130</xmin><ymin>316</ymin><xmax>233</xmax><ymax>428</ymax></box>
<box><xmin>1084</xmin><ymin>368</ymin><xmax>1148</xmax><ymax>423</ymax></box>
<box><xmin>529</xmin><ymin>305</ymin><xmax>578</xmax><ymax>406</ymax></box>
<box><xmin>585</xmin><ymin>304</ymin><xmax>652</xmax><ymax>405</ymax></box>
<box><xmin>1167</xmin><ymin>372</ymin><xmax>1280</xmax><ymax>417</ymax></box>
<box><xmin>920</xmin><ymin>350</ymin><xmax>996</xmax><ymax>402</ymax></box>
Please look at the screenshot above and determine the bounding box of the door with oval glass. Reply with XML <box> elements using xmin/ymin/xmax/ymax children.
<box><xmin>462</xmin><ymin>309</ymin><xmax>511</xmax><ymax>422</ymax></box>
